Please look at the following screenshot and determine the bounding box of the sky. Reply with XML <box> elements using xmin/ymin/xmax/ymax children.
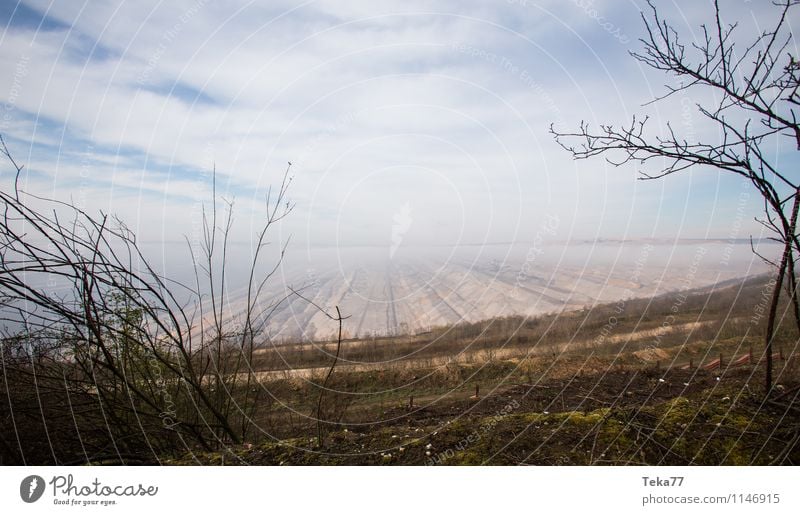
<box><xmin>0</xmin><ymin>0</ymin><xmax>796</xmax><ymax>252</ymax></box>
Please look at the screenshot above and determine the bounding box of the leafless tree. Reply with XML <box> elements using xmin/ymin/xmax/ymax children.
<box><xmin>551</xmin><ymin>0</ymin><xmax>800</xmax><ymax>394</ymax></box>
<box><xmin>0</xmin><ymin>137</ymin><xmax>303</xmax><ymax>463</ymax></box>
<box><xmin>289</xmin><ymin>287</ymin><xmax>350</xmax><ymax>447</ymax></box>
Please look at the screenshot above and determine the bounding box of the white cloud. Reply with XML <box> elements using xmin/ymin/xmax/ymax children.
<box><xmin>0</xmin><ymin>0</ymin><xmax>787</xmax><ymax>249</ymax></box>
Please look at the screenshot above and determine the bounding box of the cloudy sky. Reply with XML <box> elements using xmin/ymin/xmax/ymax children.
<box><xmin>0</xmin><ymin>0</ymin><xmax>795</xmax><ymax>251</ymax></box>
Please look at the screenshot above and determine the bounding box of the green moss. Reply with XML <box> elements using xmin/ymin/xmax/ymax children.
<box><xmin>661</xmin><ymin>396</ymin><xmax>693</xmax><ymax>425</ymax></box>
<box><xmin>564</xmin><ymin>408</ymin><xmax>611</xmax><ymax>425</ymax></box>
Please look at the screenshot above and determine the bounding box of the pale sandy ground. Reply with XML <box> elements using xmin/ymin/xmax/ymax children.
<box><xmin>203</xmin><ymin>241</ymin><xmax>771</xmax><ymax>343</ymax></box>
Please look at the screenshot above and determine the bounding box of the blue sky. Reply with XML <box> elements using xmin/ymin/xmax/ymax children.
<box><xmin>0</xmin><ymin>0</ymin><xmax>795</xmax><ymax>248</ymax></box>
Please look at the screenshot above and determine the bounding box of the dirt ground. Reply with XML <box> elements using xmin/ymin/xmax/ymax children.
<box><xmin>172</xmin><ymin>359</ymin><xmax>800</xmax><ymax>466</ymax></box>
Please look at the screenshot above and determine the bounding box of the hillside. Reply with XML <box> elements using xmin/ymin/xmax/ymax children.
<box><xmin>247</xmin><ymin>241</ymin><xmax>771</xmax><ymax>341</ymax></box>
<box><xmin>171</xmin><ymin>273</ymin><xmax>800</xmax><ymax>465</ymax></box>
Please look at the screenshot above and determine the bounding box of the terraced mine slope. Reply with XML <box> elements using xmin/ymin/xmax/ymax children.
<box><xmin>248</xmin><ymin>240</ymin><xmax>771</xmax><ymax>341</ymax></box>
